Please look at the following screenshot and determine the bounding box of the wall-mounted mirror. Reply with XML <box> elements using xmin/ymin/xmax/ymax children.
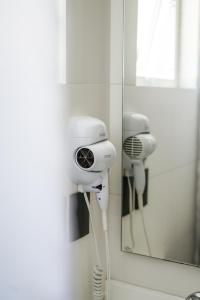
<box><xmin>122</xmin><ymin>0</ymin><xmax>200</xmax><ymax>266</ymax></box>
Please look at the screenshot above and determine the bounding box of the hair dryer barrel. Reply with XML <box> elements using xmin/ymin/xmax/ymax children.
<box><xmin>75</xmin><ymin>140</ymin><xmax>116</xmax><ymax>172</ymax></box>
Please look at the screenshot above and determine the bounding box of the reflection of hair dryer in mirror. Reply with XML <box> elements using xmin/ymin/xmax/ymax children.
<box><xmin>123</xmin><ymin>113</ymin><xmax>157</xmax><ymax>255</ymax></box>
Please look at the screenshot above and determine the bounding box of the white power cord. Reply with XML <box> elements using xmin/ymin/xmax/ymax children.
<box><xmin>138</xmin><ymin>193</ymin><xmax>152</xmax><ymax>256</ymax></box>
<box><xmin>83</xmin><ymin>192</ymin><xmax>101</xmax><ymax>266</ymax></box>
<box><xmin>81</xmin><ymin>179</ymin><xmax>111</xmax><ymax>300</ymax></box>
<box><xmin>101</xmin><ymin>210</ymin><xmax>110</xmax><ymax>300</ymax></box>
<box><xmin>83</xmin><ymin>192</ymin><xmax>105</xmax><ymax>300</ymax></box>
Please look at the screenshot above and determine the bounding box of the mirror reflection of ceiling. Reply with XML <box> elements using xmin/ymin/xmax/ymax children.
<box><xmin>122</xmin><ymin>0</ymin><xmax>200</xmax><ymax>267</ymax></box>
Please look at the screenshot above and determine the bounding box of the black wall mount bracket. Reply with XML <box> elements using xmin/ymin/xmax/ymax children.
<box><xmin>69</xmin><ymin>192</ymin><xmax>90</xmax><ymax>241</ymax></box>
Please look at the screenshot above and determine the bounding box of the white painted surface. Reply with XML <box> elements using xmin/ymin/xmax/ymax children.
<box><xmin>110</xmin><ymin>280</ymin><xmax>183</xmax><ymax>300</ymax></box>
<box><xmin>0</xmin><ymin>0</ymin><xmax>69</xmax><ymax>299</ymax></box>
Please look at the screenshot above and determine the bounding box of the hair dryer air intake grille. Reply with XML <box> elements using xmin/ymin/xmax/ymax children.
<box><xmin>76</xmin><ymin>148</ymin><xmax>94</xmax><ymax>169</ymax></box>
<box><xmin>123</xmin><ymin>136</ymin><xmax>143</xmax><ymax>159</ymax></box>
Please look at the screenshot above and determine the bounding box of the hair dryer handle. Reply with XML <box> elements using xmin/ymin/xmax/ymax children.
<box><xmin>96</xmin><ymin>172</ymin><xmax>109</xmax><ymax>212</ymax></box>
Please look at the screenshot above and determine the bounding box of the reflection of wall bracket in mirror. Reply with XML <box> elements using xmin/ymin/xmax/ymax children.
<box><xmin>69</xmin><ymin>192</ymin><xmax>90</xmax><ymax>241</ymax></box>
<box><xmin>122</xmin><ymin>168</ymin><xmax>149</xmax><ymax>217</ymax></box>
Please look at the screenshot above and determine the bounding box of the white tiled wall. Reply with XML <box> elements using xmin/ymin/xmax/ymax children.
<box><xmin>109</xmin><ymin>0</ymin><xmax>200</xmax><ymax>297</ymax></box>
<box><xmin>67</xmin><ymin>0</ymin><xmax>110</xmax><ymax>299</ymax></box>
<box><xmin>67</xmin><ymin>0</ymin><xmax>109</xmax><ymax>84</ymax></box>
<box><xmin>69</xmin><ymin>84</ymin><xmax>108</xmax><ymax>123</ymax></box>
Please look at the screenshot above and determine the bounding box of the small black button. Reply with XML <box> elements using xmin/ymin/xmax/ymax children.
<box><xmin>95</xmin><ymin>184</ymin><xmax>102</xmax><ymax>191</ymax></box>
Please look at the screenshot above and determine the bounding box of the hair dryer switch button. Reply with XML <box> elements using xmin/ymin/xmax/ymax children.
<box><xmin>95</xmin><ymin>184</ymin><xmax>103</xmax><ymax>191</ymax></box>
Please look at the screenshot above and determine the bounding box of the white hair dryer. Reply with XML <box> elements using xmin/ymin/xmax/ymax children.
<box><xmin>69</xmin><ymin>116</ymin><xmax>116</xmax><ymax>211</ymax></box>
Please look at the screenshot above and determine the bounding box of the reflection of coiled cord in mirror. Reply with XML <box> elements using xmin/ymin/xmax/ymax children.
<box><xmin>125</xmin><ymin>169</ymin><xmax>152</xmax><ymax>257</ymax></box>
<box><xmin>137</xmin><ymin>193</ymin><xmax>152</xmax><ymax>256</ymax></box>
<box><xmin>125</xmin><ymin>170</ymin><xmax>135</xmax><ymax>252</ymax></box>
<box><xmin>134</xmin><ymin>161</ymin><xmax>152</xmax><ymax>256</ymax></box>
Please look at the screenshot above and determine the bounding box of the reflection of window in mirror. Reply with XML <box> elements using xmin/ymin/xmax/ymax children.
<box><xmin>135</xmin><ymin>0</ymin><xmax>199</xmax><ymax>88</ymax></box>
<box><xmin>137</xmin><ymin>0</ymin><xmax>176</xmax><ymax>84</ymax></box>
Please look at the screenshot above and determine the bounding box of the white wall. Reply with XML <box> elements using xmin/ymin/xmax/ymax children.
<box><xmin>109</xmin><ymin>0</ymin><xmax>200</xmax><ymax>297</ymax></box>
<box><xmin>67</xmin><ymin>0</ymin><xmax>110</xmax><ymax>299</ymax></box>
<box><xmin>0</xmin><ymin>1</ymin><xmax>69</xmax><ymax>299</ymax></box>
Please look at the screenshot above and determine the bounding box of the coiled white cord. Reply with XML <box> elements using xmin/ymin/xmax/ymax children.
<box><xmin>83</xmin><ymin>192</ymin><xmax>105</xmax><ymax>300</ymax></box>
<box><xmin>93</xmin><ymin>265</ymin><xmax>105</xmax><ymax>300</ymax></box>
<box><xmin>138</xmin><ymin>194</ymin><xmax>152</xmax><ymax>256</ymax></box>
<box><xmin>101</xmin><ymin>211</ymin><xmax>110</xmax><ymax>300</ymax></box>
